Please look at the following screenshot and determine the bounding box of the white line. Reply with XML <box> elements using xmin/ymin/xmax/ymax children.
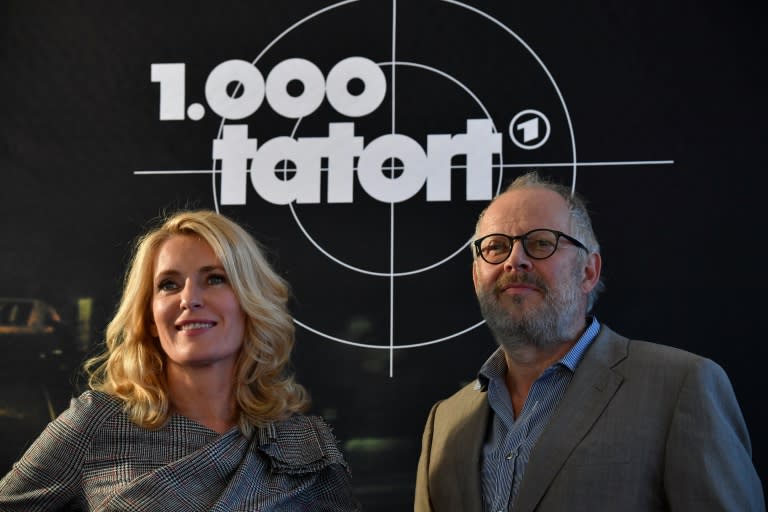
<box><xmin>391</xmin><ymin>0</ymin><xmax>397</xmax><ymax>138</ymax></box>
<box><xmin>390</xmin><ymin>202</ymin><xmax>395</xmax><ymax>377</ymax></box>
<box><xmin>389</xmin><ymin>0</ymin><xmax>398</xmax><ymax>378</ymax></box>
<box><xmin>135</xmin><ymin>170</ymin><xmax>221</xmax><ymax>174</ymax></box>
<box><xmin>293</xmin><ymin>318</ymin><xmax>487</xmax><ymax>349</ymax></box>
<box><xmin>134</xmin><ymin>159</ymin><xmax>675</xmax><ymax>175</ymax></box>
<box><xmin>500</xmin><ymin>160</ymin><xmax>675</xmax><ymax>168</ymax></box>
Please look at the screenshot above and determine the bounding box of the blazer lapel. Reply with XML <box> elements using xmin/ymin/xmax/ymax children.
<box><xmin>457</xmin><ymin>385</ymin><xmax>491</xmax><ymax>511</ymax></box>
<box><xmin>433</xmin><ymin>382</ymin><xmax>490</xmax><ymax>511</ymax></box>
<box><xmin>512</xmin><ymin>327</ymin><xmax>628</xmax><ymax>512</ymax></box>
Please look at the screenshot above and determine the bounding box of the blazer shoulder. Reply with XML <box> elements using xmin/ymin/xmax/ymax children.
<box><xmin>54</xmin><ymin>390</ymin><xmax>125</xmax><ymax>435</ymax></box>
<box><xmin>428</xmin><ymin>379</ymin><xmax>489</xmax><ymax>440</ymax></box>
<box><xmin>596</xmin><ymin>325</ymin><xmax>712</xmax><ymax>370</ymax></box>
<box><xmin>594</xmin><ymin>327</ymin><xmax>737</xmax><ymax>402</ymax></box>
<box><xmin>625</xmin><ymin>338</ymin><xmax>715</xmax><ymax>372</ymax></box>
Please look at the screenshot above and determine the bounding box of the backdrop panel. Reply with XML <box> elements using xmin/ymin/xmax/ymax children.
<box><xmin>1</xmin><ymin>1</ymin><xmax>765</xmax><ymax>507</ymax></box>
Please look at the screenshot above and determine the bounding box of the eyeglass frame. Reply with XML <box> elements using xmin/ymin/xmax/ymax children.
<box><xmin>473</xmin><ymin>228</ymin><xmax>589</xmax><ymax>264</ymax></box>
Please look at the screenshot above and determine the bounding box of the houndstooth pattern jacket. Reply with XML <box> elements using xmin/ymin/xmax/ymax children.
<box><xmin>0</xmin><ymin>391</ymin><xmax>360</xmax><ymax>511</ymax></box>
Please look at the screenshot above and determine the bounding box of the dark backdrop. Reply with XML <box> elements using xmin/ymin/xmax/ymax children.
<box><xmin>1</xmin><ymin>1</ymin><xmax>765</xmax><ymax>508</ymax></box>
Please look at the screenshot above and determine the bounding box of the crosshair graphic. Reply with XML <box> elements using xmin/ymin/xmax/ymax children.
<box><xmin>212</xmin><ymin>0</ymin><xmax>580</xmax><ymax>369</ymax></box>
<box><xmin>140</xmin><ymin>0</ymin><xmax>674</xmax><ymax>376</ymax></box>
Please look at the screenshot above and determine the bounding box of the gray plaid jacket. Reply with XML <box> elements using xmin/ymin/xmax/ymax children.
<box><xmin>0</xmin><ymin>391</ymin><xmax>359</xmax><ymax>511</ymax></box>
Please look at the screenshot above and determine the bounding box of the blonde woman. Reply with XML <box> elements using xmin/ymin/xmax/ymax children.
<box><xmin>0</xmin><ymin>210</ymin><xmax>358</xmax><ymax>511</ymax></box>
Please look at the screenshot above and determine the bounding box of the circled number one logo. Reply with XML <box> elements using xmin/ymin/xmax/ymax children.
<box><xmin>509</xmin><ymin>109</ymin><xmax>551</xmax><ymax>150</ymax></box>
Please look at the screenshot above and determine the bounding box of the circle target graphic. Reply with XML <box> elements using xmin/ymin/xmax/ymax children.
<box><xmin>210</xmin><ymin>0</ymin><xmax>578</xmax><ymax>354</ymax></box>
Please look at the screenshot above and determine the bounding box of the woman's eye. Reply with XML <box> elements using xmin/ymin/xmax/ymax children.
<box><xmin>158</xmin><ymin>280</ymin><xmax>178</xmax><ymax>291</ymax></box>
<box><xmin>208</xmin><ymin>274</ymin><xmax>226</xmax><ymax>285</ymax></box>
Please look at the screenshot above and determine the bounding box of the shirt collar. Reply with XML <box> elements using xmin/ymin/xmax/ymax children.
<box><xmin>475</xmin><ymin>316</ymin><xmax>601</xmax><ymax>391</ymax></box>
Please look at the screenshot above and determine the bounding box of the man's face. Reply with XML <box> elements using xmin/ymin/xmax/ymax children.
<box><xmin>472</xmin><ymin>187</ymin><xmax>600</xmax><ymax>350</ymax></box>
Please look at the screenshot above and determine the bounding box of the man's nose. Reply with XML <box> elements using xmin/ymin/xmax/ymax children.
<box><xmin>503</xmin><ymin>239</ymin><xmax>532</xmax><ymax>271</ymax></box>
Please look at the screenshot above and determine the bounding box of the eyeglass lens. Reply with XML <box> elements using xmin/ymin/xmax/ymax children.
<box><xmin>478</xmin><ymin>230</ymin><xmax>560</xmax><ymax>263</ymax></box>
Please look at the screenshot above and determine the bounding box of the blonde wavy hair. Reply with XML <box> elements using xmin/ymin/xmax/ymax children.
<box><xmin>85</xmin><ymin>210</ymin><xmax>309</xmax><ymax>435</ymax></box>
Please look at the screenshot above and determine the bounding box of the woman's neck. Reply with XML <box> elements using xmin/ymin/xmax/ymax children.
<box><xmin>166</xmin><ymin>365</ymin><xmax>239</xmax><ymax>433</ymax></box>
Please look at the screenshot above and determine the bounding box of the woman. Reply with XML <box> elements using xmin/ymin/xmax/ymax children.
<box><xmin>0</xmin><ymin>210</ymin><xmax>359</xmax><ymax>511</ymax></box>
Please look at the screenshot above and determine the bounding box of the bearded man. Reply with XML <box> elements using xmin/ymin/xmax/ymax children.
<box><xmin>414</xmin><ymin>171</ymin><xmax>764</xmax><ymax>512</ymax></box>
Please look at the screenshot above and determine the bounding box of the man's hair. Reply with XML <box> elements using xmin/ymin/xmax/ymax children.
<box><xmin>85</xmin><ymin>210</ymin><xmax>309</xmax><ymax>435</ymax></box>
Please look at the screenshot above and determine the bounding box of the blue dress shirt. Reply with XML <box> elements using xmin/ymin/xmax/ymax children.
<box><xmin>478</xmin><ymin>317</ymin><xmax>601</xmax><ymax>512</ymax></box>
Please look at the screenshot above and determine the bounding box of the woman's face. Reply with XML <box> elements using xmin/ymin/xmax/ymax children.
<box><xmin>149</xmin><ymin>234</ymin><xmax>246</xmax><ymax>375</ymax></box>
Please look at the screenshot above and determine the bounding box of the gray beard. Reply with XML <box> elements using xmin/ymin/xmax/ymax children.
<box><xmin>477</xmin><ymin>268</ymin><xmax>584</xmax><ymax>353</ymax></box>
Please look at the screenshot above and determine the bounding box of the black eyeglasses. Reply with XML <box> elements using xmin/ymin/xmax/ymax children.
<box><xmin>473</xmin><ymin>228</ymin><xmax>588</xmax><ymax>264</ymax></box>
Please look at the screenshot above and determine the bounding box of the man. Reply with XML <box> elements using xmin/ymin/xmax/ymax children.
<box><xmin>414</xmin><ymin>171</ymin><xmax>764</xmax><ymax>511</ymax></box>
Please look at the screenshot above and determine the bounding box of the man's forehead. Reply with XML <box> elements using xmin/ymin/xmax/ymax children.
<box><xmin>482</xmin><ymin>188</ymin><xmax>569</xmax><ymax>223</ymax></box>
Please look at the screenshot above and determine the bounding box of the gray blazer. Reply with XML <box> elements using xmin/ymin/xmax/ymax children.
<box><xmin>415</xmin><ymin>325</ymin><xmax>765</xmax><ymax>511</ymax></box>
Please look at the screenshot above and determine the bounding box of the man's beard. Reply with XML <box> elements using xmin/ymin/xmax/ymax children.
<box><xmin>476</xmin><ymin>266</ymin><xmax>584</xmax><ymax>353</ymax></box>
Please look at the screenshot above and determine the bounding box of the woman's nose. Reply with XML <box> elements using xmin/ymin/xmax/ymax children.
<box><xmin>180</xmin><ymin>280</ymin><xmax>204</xmax><ymax>309</ymax></box>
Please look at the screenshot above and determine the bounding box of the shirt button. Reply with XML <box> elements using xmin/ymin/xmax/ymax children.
<box><xmin>506</xmin><ymin>451</ymin><xmax>514</xmax><ymax>460</ymax></box>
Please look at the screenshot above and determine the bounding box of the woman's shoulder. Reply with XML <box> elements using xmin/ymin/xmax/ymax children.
<box><xmin>5</xmin><ymin>391</ymin><xmax>126</xmax><ymax>479</ymax></box>
<box><xmin>55</xmin><ymin>390</ymin><xmax>125</xmax><ymax>432</ymax></box>
<box><xmin>256</xmin><ymin>414</ymin><xmax>348</xmax><ymax>474</ymax></box>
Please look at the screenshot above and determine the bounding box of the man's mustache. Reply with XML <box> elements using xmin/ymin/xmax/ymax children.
<box><xmin>494</xmin><ymin>272</ymin><xmax>547</xmax><ymax>295</ymax></box>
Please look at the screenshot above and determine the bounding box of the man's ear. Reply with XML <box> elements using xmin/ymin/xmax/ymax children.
<box><xmin>581</xmin><ymin>252</ymin><xmax>602</xmax><ymax>294</ymax></box>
